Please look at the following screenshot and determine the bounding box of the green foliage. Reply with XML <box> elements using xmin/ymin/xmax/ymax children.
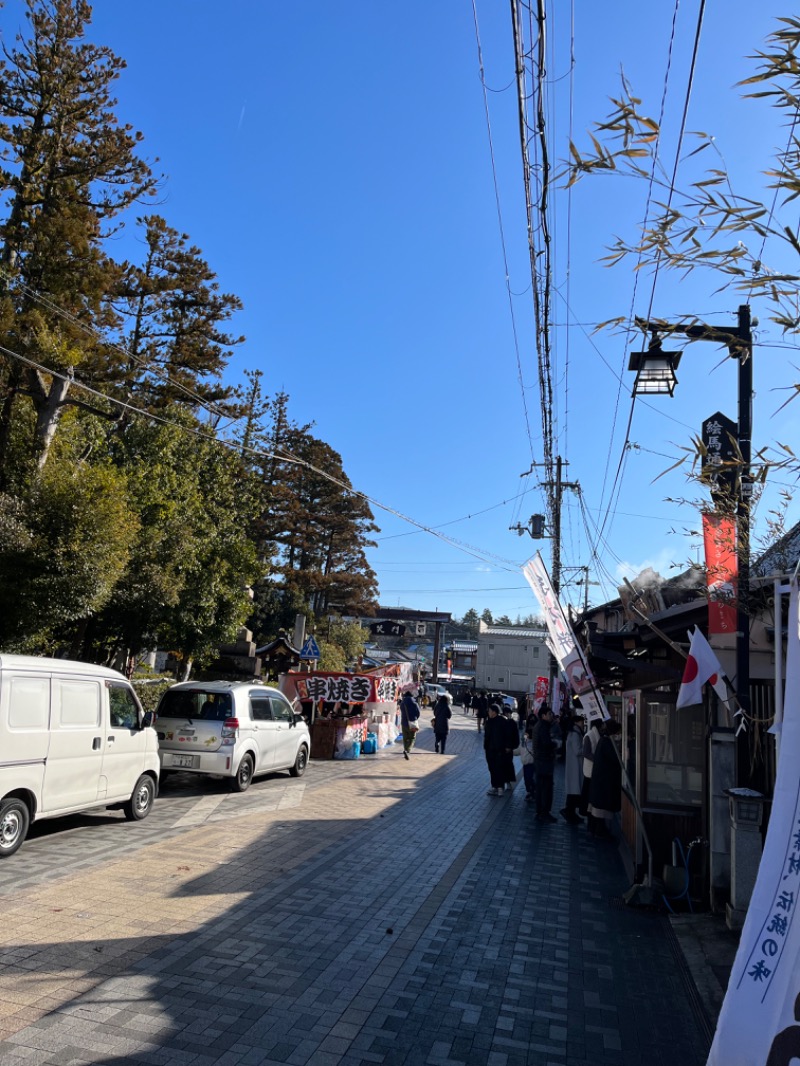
<box><xmin>0</xmin><ymin>457</ymin><xmax>136</xmax><ymax>651</ymax></box>
<box><xmin>317</xmin><ymin>619</ymin><xmax>368</xmax><ymax>672</ymax></box>
<box><xmin>564</xmin><ymin>26</ymin><xmax>800</xmax><ymax>336</ymax></box>
<box><xmin>0</xmin><ymin>0</ymin><xmax>156</xmax><ymax>469</ymax></box>
<box><xmin>132</xmin><ymin>678</ymin><xmax>172</xmax><ymax>714</ymax></box>
<box><xmin>111</xmin><ymin>214</ymin><xmax>243</xmax><ymax>413</ymax></box>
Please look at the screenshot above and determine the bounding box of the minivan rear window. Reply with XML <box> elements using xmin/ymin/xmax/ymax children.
<box><xmin>157</xmin><ymin>690</ymin><xmax>233</xmax><ymax>721</ymax></box>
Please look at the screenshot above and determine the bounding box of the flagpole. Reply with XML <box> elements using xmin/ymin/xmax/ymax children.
<box><xmin>623</xmin><ymin>579</ymin><xmax>742</xmax><ymax>727</ymax></box>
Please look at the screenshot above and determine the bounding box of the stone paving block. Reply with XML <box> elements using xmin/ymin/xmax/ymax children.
<box><xmin>0</xmin><ymin>718</ymin><xmax>709</xmax><ymax>1066</ymax></box>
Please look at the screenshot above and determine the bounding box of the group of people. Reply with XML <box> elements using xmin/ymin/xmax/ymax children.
<box><xmin>520</xmin><ymin>706</ymin><xmax>622</xmax><ymax>834</ymax></box>
<box><xmin>462</xmin><ymin>688</ymin><xmax>510</xmax><ymax>733</ymax></box>
<box><xmin>399</xmin><ymin>686</ymin><xmax>454</xmax><ymax>758</ymax></box>
<box><xmin>399</xmin><ymin>686</ymin><xmax>623</xmax><ymax>840</ymax></box>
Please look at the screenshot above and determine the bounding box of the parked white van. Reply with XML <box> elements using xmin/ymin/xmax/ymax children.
<box><xmin>0</xmin><ymin>655</ymin><xmax>160</xmax><ymax>857</ymax></box>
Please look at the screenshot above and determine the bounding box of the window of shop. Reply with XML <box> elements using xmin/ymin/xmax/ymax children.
<box><xmin>644</xmin><ymin>695</ymin><xmax>704</xmax><ymax>807</ymax></box>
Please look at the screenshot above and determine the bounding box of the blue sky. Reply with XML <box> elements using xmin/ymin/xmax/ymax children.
<box><xmin>4</xmin><ymin>1</ymin><xmax>798</xmax><ymax>621</ymax></box>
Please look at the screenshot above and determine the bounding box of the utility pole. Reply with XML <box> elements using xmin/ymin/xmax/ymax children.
<box><xmin>562</xmin><ymin>565</ymin><xmax>593</xmax><ymax>612</ymax></box>
<box><xmin>516</xmin><ymin>457</ymin><xmax>579</xmax><ymax>595</ymax></box>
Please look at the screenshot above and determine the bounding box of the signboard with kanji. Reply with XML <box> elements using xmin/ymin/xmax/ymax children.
<box><xmin>294</xmin><ymin>672</ymin><xmax>377</xmax><ymax>703</ymax></box>
<box><xmin>369</xmin><ymin>621</ymin><xmax>406</xmax><ymax>636</ymax></box>
<box><xmin>702</xmin><ymin>410</ymin><xmax>737</xmax><ymax>505</ymax></box>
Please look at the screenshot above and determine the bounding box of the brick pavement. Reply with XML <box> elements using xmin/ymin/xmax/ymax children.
<box><xmin>0</xmin><ymin>708</ymin><xmax>709</xmax><ymax>1065</ymax></box>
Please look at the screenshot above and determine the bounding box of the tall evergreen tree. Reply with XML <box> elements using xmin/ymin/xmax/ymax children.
<box><xmin>112</xmin><ymin>215</ymin><xmax>243</xmax><ymax>413</ymax></box>
<box><xmin>0</xmin><ymin>0</ymin><xmax>156</xmax><ymax>471</ymax></box>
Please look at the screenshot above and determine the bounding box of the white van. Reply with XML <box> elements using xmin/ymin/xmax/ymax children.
<box><xmin>0</xmin><ymin>655</ymin><xmax>160</xmax><ymax>857</ymax></box>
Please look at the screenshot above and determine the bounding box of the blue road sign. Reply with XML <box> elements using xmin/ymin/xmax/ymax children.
<box><xmin>300</xmin><ymin>636</ymin><xmax>321</xmax><ymax>660</ymax></box>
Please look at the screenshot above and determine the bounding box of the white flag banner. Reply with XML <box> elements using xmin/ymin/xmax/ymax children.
<box><xmin>522</xmin><ymin>552</ymin><xmax>608</xmax><ymax>722</ymax></box>
<box><xmin>707</xmin><ymin>578</ymin><xmax>800</xmax><ymax>1065</ymax></box>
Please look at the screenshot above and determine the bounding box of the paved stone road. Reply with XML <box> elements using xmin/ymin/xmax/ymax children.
<box><xmin>0</xmin><ymin>710</ymin><xmax>709</xmax><ymax>1065</ymax></box>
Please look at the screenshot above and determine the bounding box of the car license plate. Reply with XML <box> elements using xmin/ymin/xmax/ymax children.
<box><xmin>172</xmin><ymin>754</ymin><xmax>196</xmax><ymax>769</ymax></box>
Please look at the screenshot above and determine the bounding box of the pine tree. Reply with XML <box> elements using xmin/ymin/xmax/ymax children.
<box><xmin>112</xmin><ymin>215</ymin><xmax>243</xmax><ymax>413</ymax></box>
<box><xmin>0</xmin><ymin>0</ymin><xmax>156</xmax><ymax>471</ymax></box>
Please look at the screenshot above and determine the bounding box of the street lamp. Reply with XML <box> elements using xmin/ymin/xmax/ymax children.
<box><xmin>628</xmin><ymin>337</ymin><xmax>682</xmax><ymax>396</ymax></box>
<box><xmin>628</xmin><ymin>304</ymin><xmax>754</xmax><ymax>782</ymax></box>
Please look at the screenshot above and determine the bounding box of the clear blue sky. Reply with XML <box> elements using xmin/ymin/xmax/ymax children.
<box><xmin>4</xmin><ymin>1</ymin><xmax>797</xmax><ymax>621</ymax></box>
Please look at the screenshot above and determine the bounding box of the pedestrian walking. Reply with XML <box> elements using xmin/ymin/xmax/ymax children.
<box><xmin>580</xmin><ymin>717</ymin><xmax>602</xmax><ymax>831</ymax></box>
<box><xmin>501</xmin><ymin>705</ymin><xmax>518</xmax><ymax>789</ymax></box>
<box><xmin>433</xmin><ymin>692</ymin><xmax>452</xmax><ymax>754</ymax></box>
<box><xmin>560</xmin><ymin>714</ymin><xmax>585</xmax><ymax>823</ymax></box>
<box><xmin>532</xmin><ymin>706</ymin><xmax>557</xmax><ymax>822</ymax></box>
<box><xmin>519</xmin><ymin>720</ymin><xmax>536</xmax><ymax>803</ymax></box>
<box><xmin>588</xmin><ymin>719</ymin><xmax>623</xmax><ymax>838</ymax></box>
<box><xmin>462</xmin><ymin>688</ymin><xmax>472</xmax><ymax>715</ymax></box>
<box><xmin>400</xmin><ymin>688</ymin><xmax>421</xmax><ymax>760</ymax></box>
<box><xmin>475</xmin><ymin>690</ymin><xmax>489</xmax><ymax>732</ymax></box>
<box><xmin>484</xmin><ymin>704</ymin><xmax>509</xmax><ymax>794</ymax></box>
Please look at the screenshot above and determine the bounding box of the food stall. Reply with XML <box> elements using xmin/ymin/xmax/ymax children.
<box><xmin>281</xmin><ymin>670</ymin><xmax>405</xmax><ymax>759</ymax></box>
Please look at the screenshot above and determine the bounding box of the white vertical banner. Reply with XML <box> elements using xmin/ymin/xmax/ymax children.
<box><xmin>522</xmin><ymin>552</ymin><xmax>608</xmax><ymax>722</ymax></box>
<box><xmin>707</xmin><ymin>577</ymin><xmax>800</xmax><ymax>1065</ymax></box>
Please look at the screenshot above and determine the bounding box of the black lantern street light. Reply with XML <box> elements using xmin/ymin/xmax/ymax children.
<box><xmin>628</xmin><ymin>304</ymin><xmax>754</xmax><ymax>775</ymax></box>
<box><xmin>628</xmin><ymin>338</ymin><xmax>683</xmax><ymax>396</ymax></box>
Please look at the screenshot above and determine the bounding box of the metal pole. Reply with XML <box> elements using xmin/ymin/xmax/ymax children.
<box><xmin>552</xmin><ymin>455</ymin><xmax>563</xmax><ymax>595</ymax></box>
<box><xmin>736</xmin><ymin>304</ymin><xmax>753</xmax><ymax>784</ymax></box>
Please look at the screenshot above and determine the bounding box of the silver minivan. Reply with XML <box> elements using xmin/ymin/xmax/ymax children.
<box><xmin>155</xmin><ymin>681</ymin><xmax>310</xmax><ymax>791</ymax></box>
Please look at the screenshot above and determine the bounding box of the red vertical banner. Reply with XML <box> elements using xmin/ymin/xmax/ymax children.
<box><xmin>533</xmin><ymin>675</ymin><xmax>549</xmax><ymax>712</ymax></box>
<box><xmin>702</xmin><ymin>512</ymin><xmax>738</xmax><ymax>635</ymax></box>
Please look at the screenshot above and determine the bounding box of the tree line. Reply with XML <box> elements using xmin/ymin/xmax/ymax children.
<box><xmin>0</xmin><ymin>1</ymin><xmax>378</xmax><ymax>671</ymax></box>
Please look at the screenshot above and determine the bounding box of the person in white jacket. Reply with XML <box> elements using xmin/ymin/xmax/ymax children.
<box><xmin>579</xmin><ymin>718</ymin><xmax>602</xmax><ymax>831</ymax></box>
<box><xmin>560</xmin><ymin>715</ymin><xmax>586</xmax><ymax>824</ymax></box>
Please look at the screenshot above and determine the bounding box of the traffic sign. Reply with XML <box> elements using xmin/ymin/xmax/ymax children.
<box><xmin>300</xmin><ymin>636</ymin><xmax>321</xmax><ymax>660</ymax></box>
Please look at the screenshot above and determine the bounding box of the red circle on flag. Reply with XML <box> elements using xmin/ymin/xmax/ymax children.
<box><xmin>684</xmin><ymin>655</ymin><xmax>699</xmax><ymax>682</ymax></box>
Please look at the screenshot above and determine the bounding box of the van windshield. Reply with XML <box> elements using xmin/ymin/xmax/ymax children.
<box><xmin>157</xmin><ymin>690</ymin><xmax>233</xmax><ymax>721</ymax></box>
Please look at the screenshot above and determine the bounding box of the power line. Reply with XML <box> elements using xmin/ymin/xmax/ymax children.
<box><xmin>0</xmin><ymin>339</ymin><xmax>527</xmax><ymax>579</ymax></box>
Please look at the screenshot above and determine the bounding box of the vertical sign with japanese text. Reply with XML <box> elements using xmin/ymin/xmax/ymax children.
<box><xmin>708</xmin><ymin>578</ymin><xmax>800</xmax><ymax>1065</ymax></box>
<box><xmin>703</xmin><ymin>512</ymin><xmax>738</xmax><ymax>636</ymax></box>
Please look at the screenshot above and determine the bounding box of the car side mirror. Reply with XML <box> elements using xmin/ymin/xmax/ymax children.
<box><xmin>141</xmin><ymin>711</ymin><xmax>155</xmax><ymax>729</ymax></box>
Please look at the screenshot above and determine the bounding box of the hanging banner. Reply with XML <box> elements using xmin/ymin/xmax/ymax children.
<box><xmin>703</xmin><ymin>512</ymin><xmax>738</xmax><ymax>636</ymax></box>
<box><xmin>522</xmin><ymin>552</ymin><xmax>608</xmax><ymax>721</ymax></box>
<box><xmin>707</xmin><ymin>578</ymin><xmax>800</xmax><ymax>1065</ymax></box>
<box><xmin>533</xmin><ymin>675</ymin><xmax>549</xmax><ymax>712</ymax></box>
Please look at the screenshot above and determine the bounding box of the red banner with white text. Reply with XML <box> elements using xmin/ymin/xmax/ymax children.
<box><xmin>702</xmin><ymin>513</ymin><xmax>738</xmax><ymax>635</ymax></box>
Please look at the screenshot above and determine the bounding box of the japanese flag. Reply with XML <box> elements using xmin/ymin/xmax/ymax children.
<box><xmin>676</xmin><ymin>626</ymin><xmax>729</xmax><ymax>709</ymax></box>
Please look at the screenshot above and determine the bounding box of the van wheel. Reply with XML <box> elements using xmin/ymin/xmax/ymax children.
<box><xmin>230</xmin><ymin>754</ymin><xmax>254</xmax><ymax>793</ymax></box>
<box><xmin>290</xmin><ymin>745</ymin><xmax>309</xmax><ymax>778</ymax></box>
<box><xmin>0</xmin><ymin>798</ymin><xmax>30</xmax><ymax>857</ymax></box>
<box><xmin>124</xmin><ymin>775</ymin><xmax>155</xmax><ymax>821</ymax></box>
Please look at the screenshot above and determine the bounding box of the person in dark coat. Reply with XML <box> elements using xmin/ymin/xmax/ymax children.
<box><xmin>475</xmin><ymin>690</ymin><xmax>489</xmax><ymax>732</ymax></box>
<box><xmin>484</xmin><ymin>704</ymin><xmax>509</xmax><ymax>794</ymax></box>
<box><xmin>433</xmin><ymin>692</ymin><xmax>452</xmax><ymax>754</ymax></box>
<box><xmin>400</xmin><ymin>689</ymin><xmax>421</xmax><ymax>760</ymax></box>
<box><xmin>532</xmin><ymin>707</ymin><xmax>557</xmax><ymax>822</ymax></box>
<box><xmin>462</xmin><ymin>688</ymin><xmax>472</xmax><ymax>715</ymax></box>
<box><xmin>501</xmin><ymin>706</ymin><xmax>519</xmax><ymax>789</ymax></box>
<box><xmin>588</xmin><ymin>719</ymin><xmax>622</xmax><ymax>837</ymax></box>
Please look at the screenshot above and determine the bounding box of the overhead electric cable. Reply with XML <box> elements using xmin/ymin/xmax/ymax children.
<box><xmin>0</xmin><ymin>340</ymin><xmax>525</xmax><ymax>577</ymax></box>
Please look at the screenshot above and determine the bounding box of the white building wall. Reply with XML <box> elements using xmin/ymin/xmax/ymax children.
<box><xmin>474</xmin><ymin>623</ymin><xmax>550</xmax><ymax>694</ymax></box>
